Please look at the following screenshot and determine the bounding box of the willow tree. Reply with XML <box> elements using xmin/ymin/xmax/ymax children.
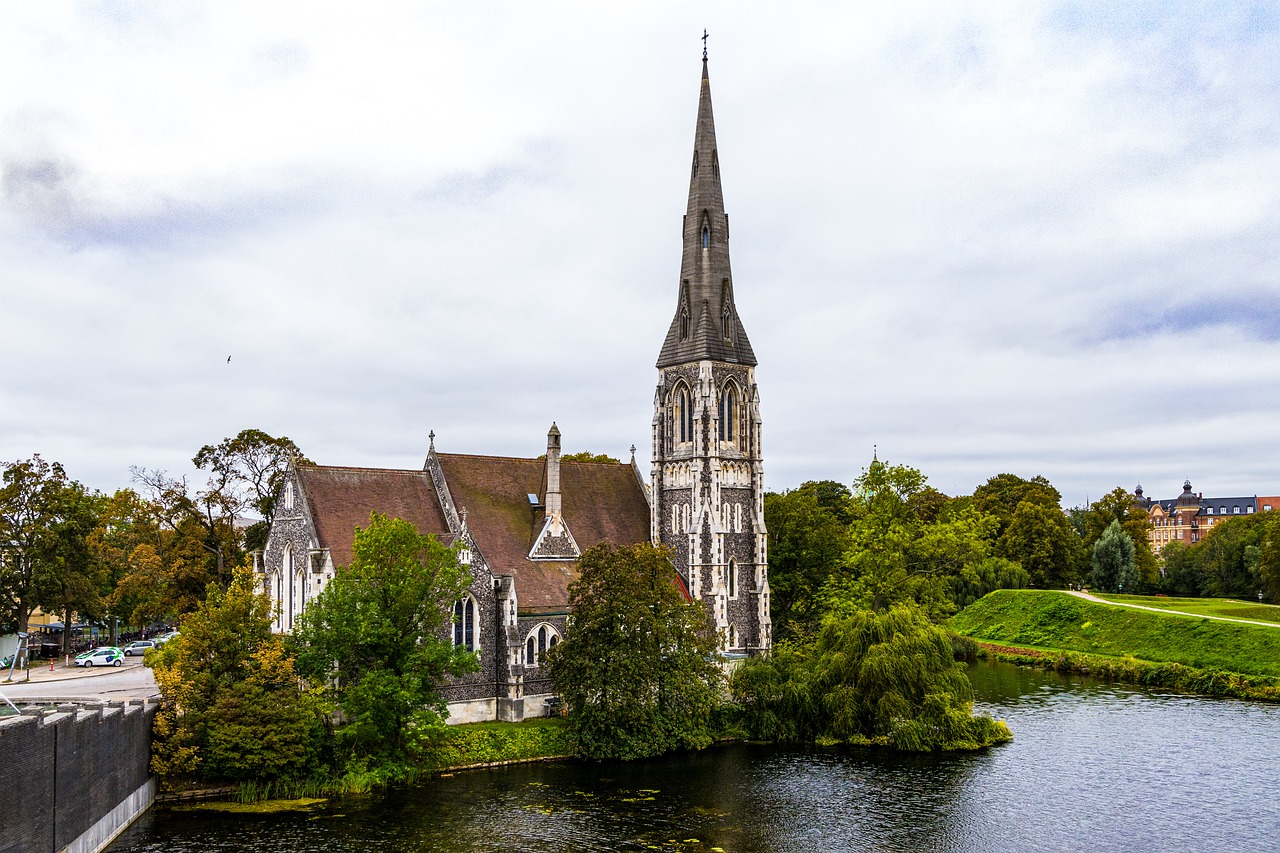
<box><xmin>732</xmin><ymin>605</ymin><xmax>1011</xmax><ymax>751</ymax></box>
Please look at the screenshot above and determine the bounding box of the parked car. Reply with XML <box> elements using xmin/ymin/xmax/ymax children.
<box><xmin>76</xmin><ymin>647</ymin><xmax>124</xmax><ymax>667</ymax></box>
<box><xmin>75</xmin><ymin>646</ymin><xmax>115</xmax><ymax>662</ymax></box>
<box><xmin>154</xmin><ymin>631</ymin><xmax>179</xmax><ymax>646</ymax></box>
<box><xmin>122</xmin><ymin>640</ymin><xmax>155</xmax><ymax>657</ymax></box>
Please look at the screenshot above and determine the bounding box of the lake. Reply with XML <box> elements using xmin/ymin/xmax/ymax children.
<box><xmin>108</xmin><ymin>661</ymin><xmax>1280</xmax><ymax>852</ymax></box>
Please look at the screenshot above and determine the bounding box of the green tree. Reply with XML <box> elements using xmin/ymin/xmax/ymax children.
<box><xmin>973</xmin><ymin>473</ymin><xmax>1063</xmax><ymax>538</ymax></box>
<box><xmin>824</xmin><ymin>459</ymin><xmax>1000</xmax><ymax>620</ymax></box>
<box><xmin>37</xmin><ymin>481</ymin><xmax>108</xmax><ymax>654</ymax></box>
<box><xmin>763</xmin><ymin>481</ymin><xmax>852</xmax><ymax>638</ymax></box>
<box><xmin>292</xmin><ymin>513</ymin><xmax>476</xmax><ymax>760</ymax></box>
<box><xmin>731</xmin><ymin>605</ymin><xmax>1011</xmax><ymax>751</ymax></box>
<box><xmin>1090</xmin><ymin>519</ymin><xmax>1136</xmax><ymax>593</ymax></box>
<box><xmin>999</xmin><ymin>500</ymin><xmax>1083</xmax><ymax>589</ymax></box>
<box><xmin>193</xmin><ymin>429</ymin><xmax>310</xmax><ymax>552</ymax></box>
<box><xmin>1084</xmin><ymin>487</ymin><xmax>1157</xmax><ymax>586</ymax></box>
<box><xmin>1195</xmin><ymin>513</ymin><xmax>1269</xmax><ymax>599</ymax></box>
<box><xmin>1</xmin><ymin>455</ymin><xmax>93</xmax><ymax>639</ymax></box>
<box><xmin>1159</xmin><ymin>542</ymin><xmax>1201</xmax><ymax>597</ymax></box>
<box><xmin>150</xmin><ymin>564</ymin><xmax>323</xmax><ymax>782</ymax></box>
<box><xmin>546</xmin><ymin>542</ymin><xmax>723</xmax><ymax>760</ymax></box>
<box><xmin>1257</xmin><ymin>514</ymin><xmax>1280</xmax><ymax>603</ymax></box>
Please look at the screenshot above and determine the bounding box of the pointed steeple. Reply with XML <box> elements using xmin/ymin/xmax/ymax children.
<box><xmin>656</xmin><ymin>55</ymin><xmax>757</xmax><ymax>368</ymax></box>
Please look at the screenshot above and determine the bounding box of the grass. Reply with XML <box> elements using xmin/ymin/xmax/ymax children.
<box><xmin>229</xmin><ymin>716</ymin><xmax>574</xmax><ymax>803</ymax></box>
<box><xmin>950</xmin><ymin>589</ymin><xmax>1280</xmax><ymax>677</ymax></box>
<box><xmin>1093</xmin><ymin>594</ymin><xmax>1280</xmax><ymax>625</ymax></box>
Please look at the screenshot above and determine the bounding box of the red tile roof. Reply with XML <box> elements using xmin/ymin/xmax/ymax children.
<box><xmin>295</xmin><ymin>455</ymin><xmax>651</xmax><ymax>614</ymax></box>
<box><xmin>438</xmin><ymin>453</ymin><xmax>650</xmax><ymax>612</ymax></box>
<box><xmin>296</xmin><ymin>465</ymin><xmax>450</xmax><ymax>568</ymax></box>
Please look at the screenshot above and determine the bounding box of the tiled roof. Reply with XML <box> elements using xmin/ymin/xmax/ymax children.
<box><xmin>294</xmin><ymin>455</ymin><xmax>650</xmax><ymax>614</ymax></box>
<box><xmin>296</xmin><ymin>465</ymin><xmax>450</xmax><ymax>568</ymax></box>
<box><xmin>437</xmin><ymin>453</ymin><xmax>650</xmax><ymax>611</ymax></box>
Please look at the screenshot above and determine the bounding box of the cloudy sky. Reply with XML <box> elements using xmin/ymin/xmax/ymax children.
<box><xmin>3</xmin><ymin>2</ymin><xmax>1278</xmax><ymax>509</ymax></box>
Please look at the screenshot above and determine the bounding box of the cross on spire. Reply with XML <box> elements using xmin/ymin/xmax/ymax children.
<box><xmin>702</xmin><ymin>29</ymin><xmax>709</xmax><ymax>61</ymax></box>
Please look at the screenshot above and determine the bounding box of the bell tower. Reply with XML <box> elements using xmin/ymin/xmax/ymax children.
<box><xmin>651</xmin><ymin>50</ymin><xmax>770</xmax><ymax>654</ymax></box>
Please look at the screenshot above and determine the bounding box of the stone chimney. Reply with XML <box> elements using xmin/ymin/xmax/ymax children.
<box><xmin>545</xmin><ymin>422</ymin><xmax>562</xmax><ymax>517</ymax></box>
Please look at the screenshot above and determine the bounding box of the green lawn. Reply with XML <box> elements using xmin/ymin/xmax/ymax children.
<box><xmin>1093</xmin><ymin>594</ymin><xmax>1280</xmax><ymax>625</ymax></box>
<box><xmin>950</xmin><ymin>589</ymin><xmax>1280</xmax><ymax>677</ymax></box>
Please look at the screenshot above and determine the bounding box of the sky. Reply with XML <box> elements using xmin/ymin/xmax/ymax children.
<box><xmin>2</xmin><ymin>2</ymin><xmax>1279</xmax><ymax>510</ymax></box>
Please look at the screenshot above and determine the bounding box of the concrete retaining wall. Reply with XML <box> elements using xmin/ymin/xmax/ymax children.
<box><xmin>0</xmin><ymin>700</ymin><xmax>156</xmax><ymax>853</ymax></box>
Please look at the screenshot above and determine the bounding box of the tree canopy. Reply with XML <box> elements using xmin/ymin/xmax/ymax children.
<box><xmin>731</xmin><ymin>605</ymin><xmax>1011</xmax><ymax>750</ymax></box>
<box><xmin>1091</xmin><ymin>519</ymin><xmax>1137</xmax><ymax>593</ymax></box>
<box><xmin>291</xmin><ymin>513</ymin><xmax>476</xmax><ymax>760</ymax></box>
<box><xmin>547</xmin><ymin>542</ymin><xmax>723</xmax><ymax>760</ymax></box>
<box><xmin>150</xmin><ymin>564</ymin><xmax>324</xmax><ymax>782</ymax></box>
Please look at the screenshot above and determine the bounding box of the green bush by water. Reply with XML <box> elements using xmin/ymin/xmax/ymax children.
<box><xmin>952</xmin><ymin>590</ymin><xmax>1280</xmax><ymax>678</ymax></box>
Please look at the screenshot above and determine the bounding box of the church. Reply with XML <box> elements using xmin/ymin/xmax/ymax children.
<box><xmin>258</xmin><ymin>53</ymin><xmax>771</xmax><ymax>724</ymax></box>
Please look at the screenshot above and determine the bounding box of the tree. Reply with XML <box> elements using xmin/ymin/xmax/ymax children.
<box><xmin>764</xmin><ymin>481</ymin><xmax>852</xmax><ymax>638</ymax></box>
<box><xmin>999</xmin><ymin>500</ymin><xmax>1084</xmax><ymax>588</ymax></box>
<box><xmin>546</xmin><ymin>543</ymin><xmax>723</xmax><ymax>760</ymax></box>
<box><xmin>150</xmin><ymin>564</ymin><xmax>323</xmax><ymax>782</ymax></box>
<box><xmin>1195</xmin><ymin>513</ymin><xmax>1269</xmax><ymax>599</ymax></box>
<box><xmin>1257</xmin><ymin>513</ymin><xmax>1280</xmax><ymax>603</ymax></box>
<box><xmin>1159</xmin><ymin>542</ymin><xmax>1201</xmax><ymax>597</ymax></box>
<box><xmin>1084</xmin><ymin>487</ymin><xmax>1157</xmax><ymax>586</ymax></box>
<box><xmin>192</xmin><ymin>429</ymin><xmax>310</xmax><ymax>552</ymax></box>
<box><xmin>973</xmin><ymin>474</ymin><xmax>1063</xmax><ymax>538</ymax></box>
<box><xmin>36</xmin><ymin>481</ymin><xmax>108</xmax><ymax>654</ymax></box>
<box><xmin>824</xmin><ymin>459</ymin><xmax>1000</xmax><ymax>620</ymax></box>
<box><xmin>731</xmin><ymin>605</ymin><xmax>1011</xmax><ymax>751</ymax></box>
<box><xmin>0</xmin><ymin>455</ymin><xmax>97</xmax><ymax>640</ymax></box>
<box><xmin>1090</xmin><ymin>520</ymin><xmax>1136</xmax><ymax>593</ymax></box>
<box><xmin>292</xmin><ymin>513</ymin><xmax>476</xmax><ymax>760</ymax></box>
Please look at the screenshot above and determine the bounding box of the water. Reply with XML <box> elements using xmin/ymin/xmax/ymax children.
<box><xmin>108</xmin><ymin>662</ymin><xmax>1280</xmax><ymax>852</ymax></box>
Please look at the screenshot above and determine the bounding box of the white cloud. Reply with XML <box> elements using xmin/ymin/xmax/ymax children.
<box><xmin>2</xmin><ymin>1</ymin><xmax>1279</xmax><ymax>509</ymax></box>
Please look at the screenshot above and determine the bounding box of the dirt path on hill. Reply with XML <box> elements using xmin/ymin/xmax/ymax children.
<box><xmin>1066</xmin><ymin>590</ymin><xmax>1280</xmax><ymax>629</ymax></box>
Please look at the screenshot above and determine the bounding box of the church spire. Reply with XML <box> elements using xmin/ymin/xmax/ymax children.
<box><xmin>656</xmin><ymin>53</ymin><xmax>757</xmax><ymax>368</ymax></box>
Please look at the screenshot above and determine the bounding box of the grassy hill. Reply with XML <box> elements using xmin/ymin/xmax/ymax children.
<box><xmin>950</xmin><ymin>590</ymin><xmax>1280</xmax><ymax>678</ymax></box>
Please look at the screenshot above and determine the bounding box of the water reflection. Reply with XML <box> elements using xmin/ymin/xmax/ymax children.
<box><xmin>109</xmin><ymin>662</ymin><xmax>1280</xmax><ymax>853</ymax></box>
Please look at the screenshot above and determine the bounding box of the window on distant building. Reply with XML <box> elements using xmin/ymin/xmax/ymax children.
<box><xmin>1234</xmin><ymin>506</ymin><xmax>1241</xmax><ymax>514</ymax></box>
<box><xmin>1266</xmin><ymin>504</ymin><xmax>1273</xmax><ymax>512</ymax></box>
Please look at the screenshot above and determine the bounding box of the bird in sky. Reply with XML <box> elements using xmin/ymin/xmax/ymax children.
<box><xmin>226</xmin><ymin>355</ymin><xmax>232</xmax><ymax>363</ymax></box>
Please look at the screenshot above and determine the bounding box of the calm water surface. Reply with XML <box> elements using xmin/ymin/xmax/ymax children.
<box><xmin>108</xmin><ymin>662</ymin><xmax>1280</xmax><ymax>852</ymax></box>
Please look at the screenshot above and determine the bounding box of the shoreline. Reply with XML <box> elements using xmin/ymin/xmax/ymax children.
<box><xmin>971</xmin><ymin>640</ymin><xmax>1280</xmax><ymax>703</ymax></box>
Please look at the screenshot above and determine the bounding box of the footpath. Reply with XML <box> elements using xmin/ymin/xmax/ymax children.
<box><xmin>1067</xmin><ymin>590</ymin><xmax>1280</xmax><ymax>629</ymax></box>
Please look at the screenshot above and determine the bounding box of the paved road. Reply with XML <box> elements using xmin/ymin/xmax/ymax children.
<box><xmin>1068</xmin><ymin>590</ymin><xmax>1280</xmax><ymax>628</ymax></box>
<box><xmin>0</xmin><ymin>657</ymin><xmax>160</xmax><ymax>704</ymax></box>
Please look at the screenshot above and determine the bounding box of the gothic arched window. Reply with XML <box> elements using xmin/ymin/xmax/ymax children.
<box><xmin>680</xmin><ymin>306</ymin><xmax>690</xmax><ymax>340</ymax></box>
<box><xmin>702</xmin><ymin>225</ymin><xmax>710</xmax><ymax>248</ymax></box>
<box><xmin>453</xmin><ymin>595</ymin><xmax>477</xmax><ymax>651</ymax></box>
<box><xmin>719</xmin><ymin>384</ymin><xmax>737</xmax><ymax>444</ymax></box>
<box><xmin>727</xmin><ymin>558</ymin><xmax>737</xmax><ymax>598</ymax></box>
<box><xmin>672</xmin><ymin>384</ymin><xmax>693</xmax><ymax>446</ymax></box>
<box><xmin>526</xmin><ymin>623</ymin><xmax>559</xmax><ymax>666</ymax></box>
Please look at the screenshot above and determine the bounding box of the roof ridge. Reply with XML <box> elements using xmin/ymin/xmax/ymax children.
<box><xmin>299</xmin><ymin>464</ymin><xmax>428</xmax><ymax>476</ymax></box>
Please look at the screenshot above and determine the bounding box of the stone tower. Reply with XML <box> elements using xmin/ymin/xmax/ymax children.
<box><xmin>651</xmin><ymin>54</ymin><xmax>770</xmax><ymax>655</ymax></box>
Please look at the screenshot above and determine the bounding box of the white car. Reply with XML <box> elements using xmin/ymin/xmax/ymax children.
<box><xmin>76</xmin><ymin>647</ymin><xmax>124</xmax><ymax>667</ymax></box>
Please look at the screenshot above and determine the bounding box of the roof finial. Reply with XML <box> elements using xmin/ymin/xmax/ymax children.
<box><xmin>702</xmin><ymin>28</ymin><xmax>709</xmax><ymax>61</ymax></box>
<box><xmin>429</xmin><ymin>429</ymin><xmax>435</xmax><ymax>451</ymax></box>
